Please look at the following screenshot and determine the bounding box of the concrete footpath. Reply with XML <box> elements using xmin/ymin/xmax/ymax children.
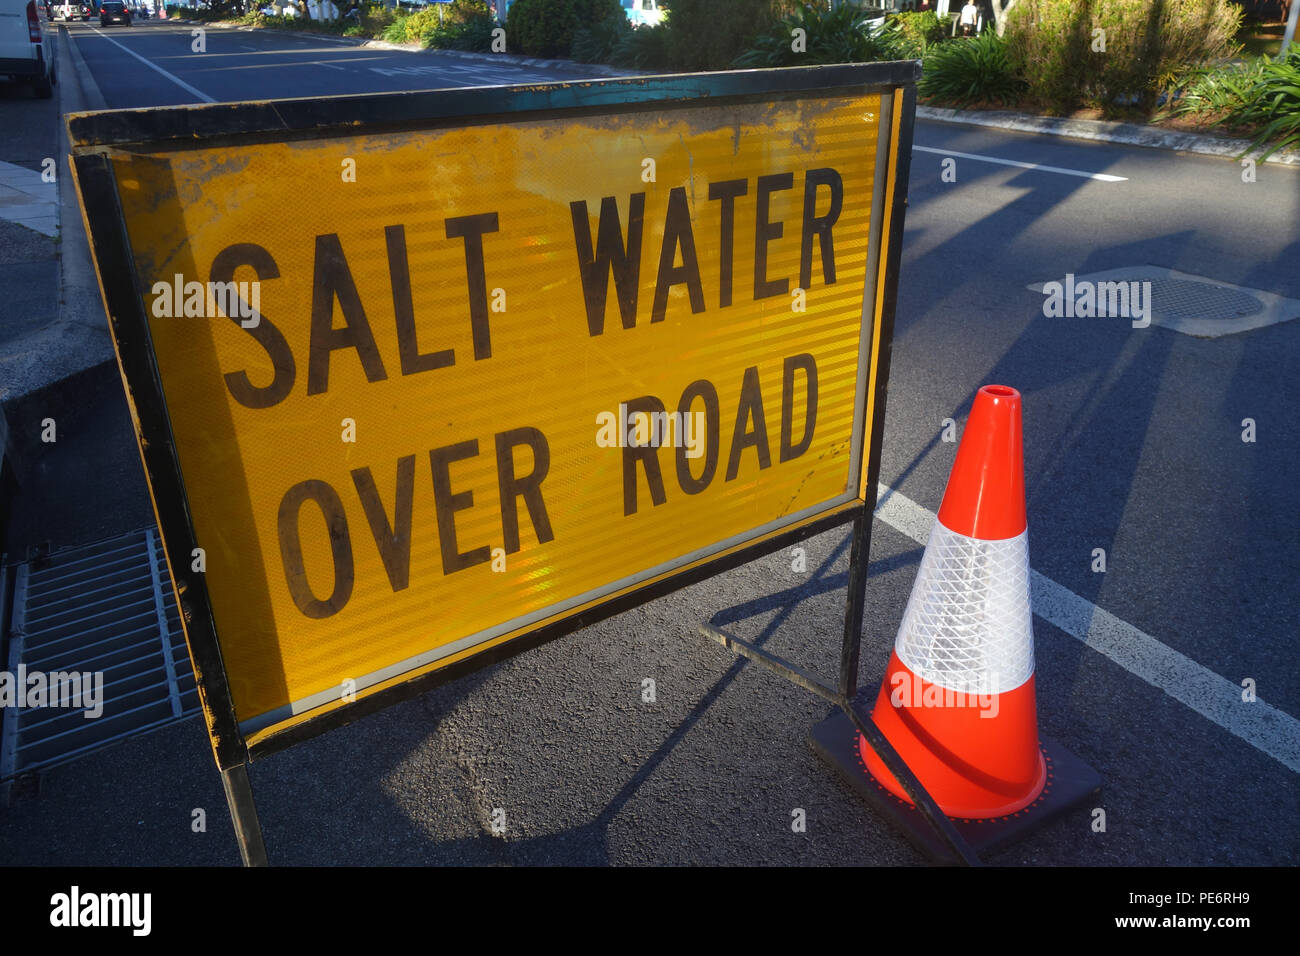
<box><xmin>0</xmin><ymin>162</ymin><xmax>57</xmax><ymax>239</ymax></box>
<box><xmin>1</xmin><ymin>24</ymin><xmax>112</xmax><ymax>413</ymax></box>
<box><xmin>1</xmin><ymin>22</ymin><xmax>120</xmax><ymax>566</ymax></box>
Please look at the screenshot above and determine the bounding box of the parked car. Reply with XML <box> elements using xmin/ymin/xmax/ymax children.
<box><xmin>99</xmin><ymin>0</ymin><xmax>131</xmax><ymax>23</ymax></box>
<box><xmin>0</xmin><ymin>0</ymin><xmax>55</xmax><ymax>98</ymax></box>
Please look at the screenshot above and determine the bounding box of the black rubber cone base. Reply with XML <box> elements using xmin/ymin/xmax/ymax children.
<box><xmin>810</xmin><ymin>708</ymin><xmax>1101</xmax><ymax>864</ymax></box>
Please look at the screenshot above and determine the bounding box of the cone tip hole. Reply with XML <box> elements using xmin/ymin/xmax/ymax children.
<box><xmin>982</xmin><ymin>384</ymin><xmax>1018</xmax><ymax>398</ymax></box>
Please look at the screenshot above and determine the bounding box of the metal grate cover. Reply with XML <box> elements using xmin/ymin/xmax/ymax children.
<box><xmin>1</xmin><ymin>528</ymin><xmax>199</xmax><ymax>780</ymax></box>
<box><xmin>1027</xmin><ymin>266</ymin><xmax>1300</xmax><ymax>338</ymax></box>
<box><xmin>1145</xmin><ymin>277</ymin><xmax>1264</xmax><ymax>322</ymax></box>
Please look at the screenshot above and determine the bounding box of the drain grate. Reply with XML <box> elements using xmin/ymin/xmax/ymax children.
<box><xmin>1145</xmin><ymin>277</ymin><xmax>1264</xmax><ymax>322</ymax></box>
<box><xmin>1</xmin><ymin>528</ymin><xmax>199</xmax><ymax>780</ymax></box>
<box><xmin>1027</xmin><ymin>267</ymin><xmax>1300</xmax><ymax>337</ymax></box>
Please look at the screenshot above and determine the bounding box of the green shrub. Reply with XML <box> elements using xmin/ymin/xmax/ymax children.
<box><xmin>732</xmin><ymin>1</ymin><xmax>894</xmax><ymax>68</ymax></box>
<box><xmin>399</xmin><ymin>7</ymin><xmax>443</xmax><ymax>41</ymax></box>
<box><xmin>887</xmin><ymin>9</ymin><xmax>947</xmax><ymax>59</ymax></box>
<box><xmin>572</xmin><ymin>12</ymin><xmax>632</xmax><ymax>63</ymax></box>
<box><xmin>359</xmin><ymin>3</ymin><xmax>398</xmax><ymax>36</ymax></box>
<box><xmin>1240</xmin><ymin>45</ymin><xmax>1300</xmax><ymax>158</ymax></box>
<box><xmin>1176</xmin><ymin>44</ymin><xmax>1300</xmax><ymax>158</ymax></box>
<box><xmin>918</xmin><ymin>31</ymin><xmax>1027</xmax><ymax>106</ymax></box>
<box><xmin>668</xmin><ymin>0</ymin><xmax>786</xmax><ymax>72</ymax></box>
<box><xmin>442</xmin><ymin>14</ymin><xmax>499</xmax><ymax>50</ymax></box>
<box><xmin>1004</xmin><ymin>0</ymin><xmax>1242</xmax><ymax>115</ymax></box>
<box><xmin>1173</xmin><ymin>57</ymin><xmax>1267</xmax><ymax>116</ymax></box>
<box><xmin>440</xmin><ymin>0</ymin><xmax>493</xmax><ymax>30</ymax></box>
<box><xmin>173</xmin><ymin>4</ymin><xmax>221</xmax><ymax>20</ymax></box>
<box><xmin>506</xmin><ymin>0</ymin><xmax>624</xmax><ymax>58</ymax></box>
<box><xmin>422</xmin><ymin>0</ymin><xmax>497</xmax><ymax>50</ymax></box>
<box><xmin>382</xmin><ymin>14</ymin><xmax>409</xmax><ymax>41</ymax></box>
<box><xmin>610</xmin><ymin>20</ymin><xmax>672</xmax><ymax>69</ymax></box>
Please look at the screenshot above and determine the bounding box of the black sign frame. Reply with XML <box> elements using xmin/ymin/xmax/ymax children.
<box><xmin>68</xmin><ymin>62</ymin><xmax>974</xmax><ymax>865</ymax></box>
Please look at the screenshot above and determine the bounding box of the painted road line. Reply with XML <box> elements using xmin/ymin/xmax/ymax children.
<box><xmin>875</xmin><ymin>482</ymin><xmax>1300</xmax><ymax>775</ymax></box>
<box><xmin>913</xmin><ymin>144</ymin><xmax>1128</xmax><ymax>182</ymax></box>
<box><xmin>90</xmin><ymin>27</ymin><xmax>215</xmax><ymax>103</ymax></box>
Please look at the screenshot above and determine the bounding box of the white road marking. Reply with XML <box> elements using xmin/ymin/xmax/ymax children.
<box><xmin>240</xmin><ymin>44</ymin><xmax>256</xmax><ymax>51</ymax></box>
<box><xmin>90</xmin><ymin>27</ymin><xmax>215</xmax><ymax>102</ymax></box>
<box><xmin>874</xmin><ymin>482</ymin><xmax>1300</xmax><ymax>774</ymax></box>
<box><xmin>913</xmin><ymin>144</ymin><xmax>1128</xmax><ymax>182</ymax></box>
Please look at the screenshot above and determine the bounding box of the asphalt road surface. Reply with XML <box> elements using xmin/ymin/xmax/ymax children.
<box><xmin>0</xmin><ymin>18</ymin><xmax>1296</xmax><ymax>868</ymax></box>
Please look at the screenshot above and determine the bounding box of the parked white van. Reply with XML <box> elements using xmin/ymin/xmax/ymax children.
<box><xmin>0</xmin><ymin>0</ymin><xmax>55</xmax><ymax>98</ymax></box>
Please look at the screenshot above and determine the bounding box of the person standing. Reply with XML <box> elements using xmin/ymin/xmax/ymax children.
<box><xmin>959</xmin><ymin>0</ymin><xmax>978</xmax><ymax>36</ymax></box>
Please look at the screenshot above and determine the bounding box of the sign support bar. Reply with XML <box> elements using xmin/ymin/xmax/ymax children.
<box><xmin>697</xmin><ymin>619</ymin><xmax>983</xmax><ymax>867</ymax></box>
<box><xmin>220</xmin><ymin>763</ymin><xmax>269</xmax><ymax>867</ymax></box>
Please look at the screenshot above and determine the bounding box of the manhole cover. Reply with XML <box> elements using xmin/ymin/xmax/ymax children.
<box><xmin>1146</xmin><ymin>277</ymin><xmax>1264</xmax><ymax>321</ymax></box>
<box><xmin>1027</xmin><ymin>267</ymin><xmax>1300</xmax><ymax>338</ymax></box>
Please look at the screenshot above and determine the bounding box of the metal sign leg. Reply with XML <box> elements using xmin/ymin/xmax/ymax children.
<box><xmin>221</xmin><ymin>762</ymin><xmax>269</xmax><ymax>867</ymax></box>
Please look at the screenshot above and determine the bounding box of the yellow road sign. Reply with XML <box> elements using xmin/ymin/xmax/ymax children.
<box><xmin>70</xmin><ymin>66</ymin><xmax>916</xmax><ymax>761</ymax></box>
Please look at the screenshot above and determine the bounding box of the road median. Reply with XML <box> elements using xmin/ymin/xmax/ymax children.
<box><xmin>918</xmin><ymin>103</ymin><xmax>1300</xmax><ymax>167</ymax></box>
<box><xmin>171</xmin><ymin>16</ymin><xmax>639</xmax><ymax>76</ymax></box>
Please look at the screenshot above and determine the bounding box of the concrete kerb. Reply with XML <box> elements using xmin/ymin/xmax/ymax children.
<box><xmin>63</xmin><ymin>23</ymin><xmax>107</xmax><ymax>111</ymax></box>
<box><xmin>54</xmin><ymin>25</ymin><xmax>113</xmax><ymax>384</ymax></box>
<box><xmin>917</xmin><ymin>104</ymin><xmax>1300</xmax><ymax>167</ymax></box>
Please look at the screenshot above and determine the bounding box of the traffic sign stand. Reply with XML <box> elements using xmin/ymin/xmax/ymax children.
<box><xmin>694</xmin><ymin>512</ymin><xmax>988</xmax><ymax>867</ymax></box>
<box><xmin>63</xmin><ymin>62</ymin><xmax>1012</xmax><ymax>866</ymax></box>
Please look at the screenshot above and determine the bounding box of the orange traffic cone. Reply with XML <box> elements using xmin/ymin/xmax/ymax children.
<box><xmin>859</xmin><ymin>384</ymin><xmax>1046</xmax><ymax>818</ymax></box>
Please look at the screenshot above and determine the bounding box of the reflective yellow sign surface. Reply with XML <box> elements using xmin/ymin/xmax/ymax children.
<box><xmin>109</xmin><ymin>92</ymin><xmax>885</xmax><ymax>739</ymax></box>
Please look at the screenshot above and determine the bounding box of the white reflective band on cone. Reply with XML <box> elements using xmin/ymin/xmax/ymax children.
<box><xmin>894</xmin><ymin>523</ymin><xmax>1034</xmax><ymax>696</ymax></box>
